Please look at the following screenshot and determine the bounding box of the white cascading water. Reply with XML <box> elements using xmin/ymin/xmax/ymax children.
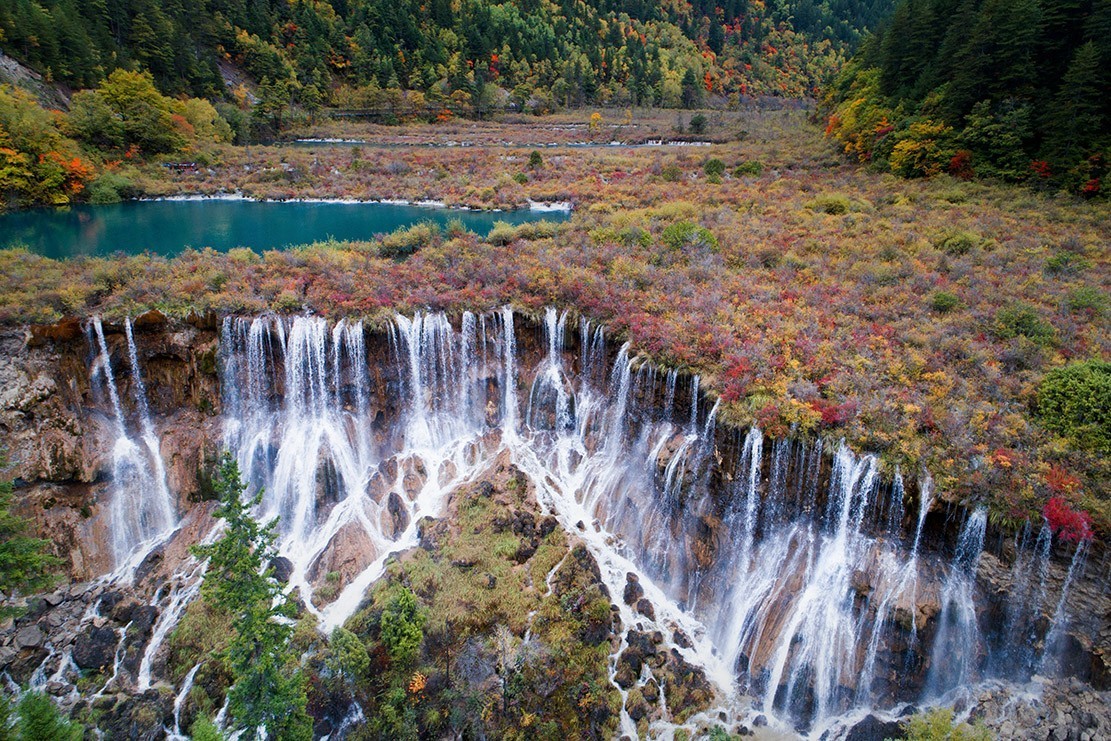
<box><xmin>82</xmin><ymin>307</ymin><xmax>1097</xmax><ymax>737</ymax></box>
<box><xmin>89</xmin><ymin>317</ymin><xmax>177</xmax><ymax>572</ymax></box>
<box><xmin>925</xmin><ymin>508</ymin><xmax>988</xmax><ymax>699</ymax></box>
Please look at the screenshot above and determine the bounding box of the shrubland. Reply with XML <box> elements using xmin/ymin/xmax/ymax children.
<box><xmin>1</xmin><ymin>108</ymin><xmax>1108</xmax><ymax>538</ymax></box>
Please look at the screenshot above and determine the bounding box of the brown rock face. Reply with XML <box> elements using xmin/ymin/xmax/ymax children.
<box><xmin>308</xmin><ymin>521</ymin><xmax>378</xmax><ymax>606</ymax></box>
<box><xmin>0</xmin><ymin>320</ymin><xmax>220</xmax><ymax>581</ymax></box>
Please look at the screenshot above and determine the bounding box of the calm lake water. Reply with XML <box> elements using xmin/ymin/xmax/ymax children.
<box><xmin>0</xmin><ymin>199</ymin><xmax>568</xmax><ymax>259</ymax></box>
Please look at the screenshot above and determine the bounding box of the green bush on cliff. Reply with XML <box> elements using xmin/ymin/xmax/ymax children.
<box><xmin>1036</xmin><ymin>360</ymin><xmax>1111</xmax><ymax>453</ymax></box>
<box><xmin>3</xmin><ymin>691</ymin><xmax>84</xmax><ymax>740</ymax></box>
<box><xmin>903</xmin><ymin>707</ymin><xmax>990</xmax><ymax>740</ymax></box>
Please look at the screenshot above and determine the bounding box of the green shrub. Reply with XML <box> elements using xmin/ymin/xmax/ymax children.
<box><xmin>733</xmin><ymin>161</ymin><xmax>763</xmax><ymax>176</ymax></box>
<box><xmin>930</xmin><ymin>291</ymin><xmax>961</xmax><ymax>312</ymax></box>
<box><xmin>661</xmin><ymin>164</ymin><xmax>683</xmax><ymax>182</ymax></box>
<box><xmin>191</xmin><ymin>715</ymin><xmax>225</xmax><ymax>741</ymax></box>
<box><xmin>703</xmin><ymin>158</ymin><xmax>726</xmax><ymax>177</ymax></box>
<box><xmin>993</xmin><ymin>303</ymin><xmax>1055</xmax><ymax>345</ymax></box>
<box><xmin>661</xmin><ymin>221</ymin><xmax>718</xmax><ymax>252</ymax></box>
<box><xmin>86</xmin><ymin>172</ymin><xmax>136</xmax><ymax>205</ymax></box>
<box><xmin>14</xmin><ymin>692</ymin><xmax>84</xmax><ymax>740</ymax></box>
<box><xmin>378</xmin><ymin>222</ymin><xmax>440</xmax><ymax>259</ymax></box>
<box><xmin>903</xmin><ymin>707</ymin><xmax>990</xmax><ymax>741</ymax></box>
<box><xmin>380</xmin><ymin>587</ymin><xmax>425</xmax><ymax>666</ymax></box>
<box><xmin>1045</xmin><ymin>251</ymin><xmax>1092</xmax><ymax>276</ymax></box>
<box><xmin>1066</xmin><ymin>285</ymin><xmax>1108</xmax><ymax>316</ymax></box>
<box><xmin>445</xmin><ymin>218</ymin><xmax>470</xmax><ymax>238</ymax></box>
<box><xmin>935</xmin><ymin>230</ymin><xmax>981</xmax><ymax>255</ymax></box>
<box><xmin>488</xmin><ymin>219</ymin><xmax>560</xmax><ymax>246</ymax></box>
<box><xmin>1036</xmin><ymin>360</ymin><xmax>1111</xmax><ymax>452</ymax></box>
<box><xmin>807</xmin><ymin>193</ymin><xmax>852</xmax><ymax>215</ymax></box>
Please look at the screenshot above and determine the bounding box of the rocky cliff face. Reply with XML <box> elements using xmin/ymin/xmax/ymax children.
<box><xmin>1</xmin><ymin>313</ymin><xmax>221</xmax><ymax>579</ymax></box>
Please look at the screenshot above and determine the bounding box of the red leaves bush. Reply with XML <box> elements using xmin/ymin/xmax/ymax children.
<box><xmin>1043</xmin><ymin>496</ymin><xmax>1093</xmax><ymax>543</ymax></box>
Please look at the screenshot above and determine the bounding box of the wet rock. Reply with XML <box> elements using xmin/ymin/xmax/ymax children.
<box><xmin>623</xmin><ymin>573</ymin><xmax>644</xmax><ymax>606</ymax></box>
<box><xmin>538</xmin><ymin>515</ymin><xmax>558</xmax><ymax>538</ymax></box>
<box><xmin>513</xmin><ymin>538</ymin><xmax>538</xmax><ymax>563</ymax></box>
<box><xmin>129</xmin><ymin>605</ymin><xmax>160</xmax><ymax>640</ymax></box>
<box><xmin>14</xmin><ymin>625</ymin><xmax>44</xmax><ymax>649</ymax></box>
<box><xmin>307</xmin><ymin>520</ymin><xmax>378</xmax><ymax>603</ymax></box>
<box><xmin>845</xmin><ymin>714</ymin><xmax>904</xmax><ymax>740</ymax></box>
<box><xmin>133</xmin><ymin>309</ymin><xmax>168</xmax><ymax>329</ymax></box>
<box><xmin>99</xmin><ymin>590</ymin><xmax>125</xmax><ymax>615</ymax></box>
<box><xmin>100</xmin><ymin>689</ymin><xmax>173</xmax><ymax>741</ymax></box>
<box><xmin>626</xmin><ymin>688</ymin><xmax>649</xmax><ymax>721</ymax></box>
<box><xmin>45</xmin><ymin>680</ymin><xmax>69</xmax><ymax>696</ymax></box>
<box><xmin>385</xmin><ymin>491</ymin><xmax>410</xmax><ymax>538</ymax></box>
<box><xmin>0</xmin><ymin>645</ymin><xmax>17</xmax><ymax>669</ymax></box>
<box><xmin>417</xmin><ymin>516</ymin><xmax>444</xmax><ymax>551</ymax></box>
<box><xmin>134</xmin><ymin>544</ymin><xmax>165</xmax><ymax>586</ymax></box>
<box><xmin>613</xmin><ymin>661</ymin><xmax>637</xmax><ymax>689</ymax></box>
<box><xmin>511</xmin><ymin>510</ymin><xmax>536</xmax><ymax>538</ymax></box>
<box><xmin>110</xmin><ymin>598</ymin><xmax>139</xmax><ymax>625</ymax></box>
<box><xmin>73</xmin><ymin>625</ymin><xmax>119</xmax><ymax>670</ymax></box>
<box><xmin>851</xmin><ymin>569</ymin><xmax>872</xmax><ymax>597</ymax></box>
<box><xmin>270</xmin><ymin>556</ymin><xmax>294</xmax><ymax>584</ymax></box>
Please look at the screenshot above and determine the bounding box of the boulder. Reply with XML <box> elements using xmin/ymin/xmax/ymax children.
<box><xmin>623</xmin><ymin>573</ymin><xmax>644</xmax><ymax>606</ymax></box>
<box><xmin>844</xmin><ymin>714</ymin><xmax>905</xmax><ymax>741</ymax></box>
<box><xmin>73</xmin><ymin>626</ymin><xmax>119</xmax><ymax>670</ymax></box>
<box><xmin>14</xmin><ymin>625</ymin><xmax>44</xmax><ymax>649</ymax></box>
<box><xmin>270</xmin><ymin>556</ymin><xmax>294</xmax><ymax>584</ymax></box>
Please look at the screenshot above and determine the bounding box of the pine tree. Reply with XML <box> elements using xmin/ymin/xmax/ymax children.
<box><xmin>191</xmin><ymin>454</ymin><xmax>312</xmax><ymax>741</ymax></box>
<box><xmin>0</xmin><ymin>475</ymin><xmax>60</xmax><ymax>606</ymax></box>
<box><xmin>1043</xmin><ymin>41</ymin><xmax>1105</xmax><ymax>166</ymax></box>
<box><xmin>13</xmin><ymin>692</ymin><xmax>83</xmax><ymax>741</ymax></box>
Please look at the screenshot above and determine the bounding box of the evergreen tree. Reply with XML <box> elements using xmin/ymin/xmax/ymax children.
<box><xmin>0</xmin><ymin>474</ymin><xmax>61</xmax><ymax>606</ymax></box>
<box><xmin>191</xmin><ymin>454</ymin><xmax>312</xmax><ymax>741</ymax></box>
<box><xmin>12</xmin><ymin>692</ymin><xmax>83</xmax><ymax>741</ymax></box>
<box><xmin>1043</xmin><ymin>41</ymin><xmax>1106</xmax><ymax>167</ymax></box>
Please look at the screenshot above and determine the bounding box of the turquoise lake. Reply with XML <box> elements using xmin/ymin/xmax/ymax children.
<box><xmin>0</xmin><ymin>199</ymin><xmax>568</xmax><ymax>259</ymax></box>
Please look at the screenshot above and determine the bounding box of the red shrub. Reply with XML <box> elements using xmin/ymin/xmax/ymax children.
<box><xmin>1043</xmin><ymin>496</ymin><xmax>1093</xmax><ymax>543</ymax></box>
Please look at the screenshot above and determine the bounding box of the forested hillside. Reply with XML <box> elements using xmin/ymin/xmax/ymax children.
<box><xmin>1</xmin><ymin>0</ymin><xmax>893</xmax><ymax>109</ymax></box>
<box><xmin>825</xmin><ymin>0</ymin><xmax>1110</xmax><ymax>194</ymax></box>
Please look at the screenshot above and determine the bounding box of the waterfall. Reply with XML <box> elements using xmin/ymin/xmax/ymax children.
<box><xmin>1038</xmin><ymin>541</ymin><xmax>1090</xmax><ymax>677</ymax></box>
<box><xmin>90</xmin><ymin>317</ymin><xmax>177</xmax><ymax>571</ymax></box>
<box><xmin>90</xmin><ymin>305</ymin><xmax>1096</xmax><ymax>735</ymax></box>
<box><xmin>925</xmin><ymin>507</ymin><xmax>987</xmax><ymax>698</ymax></box>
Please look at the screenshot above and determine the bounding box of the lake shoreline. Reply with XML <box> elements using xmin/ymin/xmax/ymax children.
<box><xmin>135</xmin><ymin>192</ymin><xmax>573</xmax><ymax>213</ymax></box>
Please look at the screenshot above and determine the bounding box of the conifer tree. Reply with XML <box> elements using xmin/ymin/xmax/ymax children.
<box><xmin>0</xmin><ymin>475</ymin><xmax>60</xmax><ymax>606</ymax></box>
<box><xmin>191</xmin><ymin>454</ymin><xmax>312</xmax><ymax>741</ymax></box>
<box><xmin>1044</xmin><ymin>42</ymin><xmax>1105</xmax><ymax>166</ymax></box>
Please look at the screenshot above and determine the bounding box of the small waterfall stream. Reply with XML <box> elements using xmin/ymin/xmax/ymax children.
<box><xmin>74</xmin><ymin>309</ymin><xmax>1100</xmax><ymax>737</ymax></box>
<box><xmin>88</xmin><ymin>317</ymin><xmax>177</xmax><ymax>572</ymax></box>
